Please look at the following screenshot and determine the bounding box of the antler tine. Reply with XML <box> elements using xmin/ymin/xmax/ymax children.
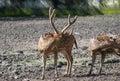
<box><xmin>70</xmin><ymin>28</ymin><xmax>74</xmax><ymax>35</ymax></box>
<box><xmin>61</xmin><ymin>15</ymin><xmax>78</xmax><ymax>33</ymax></box>
<box><xmin>68</xmin><ymin>14</ymin><xmax>70</xmax><ymax>25</ymax></box>
<box><xmin>49</xmin><ymin>7</ymin><xmax>59</xmax><ymax>34</ymax></box>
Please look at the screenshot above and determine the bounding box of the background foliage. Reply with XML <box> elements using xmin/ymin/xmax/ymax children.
<box><xmin>0</xmin><ymin>0</ymin><xmax>120</xmax><ymax>17</ymax></box>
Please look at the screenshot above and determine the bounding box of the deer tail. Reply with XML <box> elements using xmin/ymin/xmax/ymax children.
<box><xmin>74</xmin><ymin>38</ymin><xmax>78</xmax><ymax>49</ymax></box>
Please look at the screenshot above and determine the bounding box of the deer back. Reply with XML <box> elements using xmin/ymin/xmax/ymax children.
<box><xmin>55</xmin><ymin>33</ymin><xmax>75</xmax><ymax>50</ymax></box>
<box><xmin>88</xmin><ymin>34</ymin><xmax>120</xmax><ymax>53</ymax></box>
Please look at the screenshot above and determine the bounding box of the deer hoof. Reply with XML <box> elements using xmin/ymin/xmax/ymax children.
<box><xmin>63</xmin><ymin>74</ymin><xmax>67</xmax><ymax>77</ymax></box>
<box><xmin>98</xmin><ymin>71</ymin><xmax>102</xmax><ymax>75</ymax></box>
<box><xmin>68</xmin><ymin>73</ymin><xmax>71</xmax><ymax>77</ymax></box>
<box><xmin>63</xmin><ymin>74</ymin><xmax>70</xmax><ymax>77</ymax></box>
<box><xmin>87</xmin><ymin>73</ymin><xmax>91</xmax><ymax>76</ymax></box>
<box><xmin>87</xmin><ymin>70</ymin><xmax>92</xmax><ymax>76</ymax></box>
<box><xmin>55</xmin><ymin>74</ymin><xmax>58</xmax><ymax>78</ymax></box>
<box><xmin>41</xmin><ymin>76</ymin><xmax>45</xmax><ymax>80</ymax></box>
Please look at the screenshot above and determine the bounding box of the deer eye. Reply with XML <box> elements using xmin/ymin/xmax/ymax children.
<box><xmin>110</xmin><ymin>37</ymin><xmax>113</xmax><ymax>39</ymax></box>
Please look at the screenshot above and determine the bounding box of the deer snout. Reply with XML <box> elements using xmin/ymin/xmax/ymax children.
<box><xmin>109</xmin><ymin>37</ymin><xmax>116</xmax><ymax>42</ymax></box>
<box><xmin>38</xmin><ymin>48</ymin><xmax>45</xmax><ymax>53</ymax></box>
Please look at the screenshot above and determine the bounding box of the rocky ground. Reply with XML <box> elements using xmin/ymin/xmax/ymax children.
<box><xmin>0</xmin><ymin>15</ymin><xmax>120</xmax><ymax>81</ymax></box>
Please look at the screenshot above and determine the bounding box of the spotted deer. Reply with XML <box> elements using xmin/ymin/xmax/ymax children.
<box><xmin>88</xmin><ymin>34</ymin><xmax>120</xmax><ymax>75</ymax></box>
<box><xmin>38</xmin><ymin>8</ymin><xmax>78</xmax><ymax>79</ymax></box>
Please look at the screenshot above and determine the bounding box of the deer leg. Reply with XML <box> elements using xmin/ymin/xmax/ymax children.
<box><xmin>99</xmin><ymin>54</ymin><xmax>105</xmax><ymax>74</ymax></box>
<box><xmin>54</xmin><ymin>53</ymin><xmax>58</xmax><ymax>77</ymax></box>
<box><xmin>114</xmin><ymin>49</ymin><xmax>120</xmax><ymax>56</ymax></box>
<box><xmin>63</xmin><ymin>52</ymin><xmax>70</xmax><ymax>77</ymax></box>
<box><xmin>88</xmin><ymin>53</ymin><xmax>96</xmax><ymax>75</ymax></box>
<box><xmin>41</xmin><ymin>54</ymin><xmax>47</xmax><ymax>80</ymax></box>
<box><xmin>67</xmin><ymin>52</ymin><xmax>73</xmax><ymax>76</ymax></box>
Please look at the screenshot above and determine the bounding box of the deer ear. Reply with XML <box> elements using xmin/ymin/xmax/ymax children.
<box><xmin>40</xmin><ymin>35</ymin><xmax>44</xmax><ymax>41</ymax></box>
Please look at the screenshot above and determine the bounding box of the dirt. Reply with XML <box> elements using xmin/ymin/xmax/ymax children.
<box><xmin>0</xmin><ymin>15</ymin><xmax>120</xmax><ymax>81</ymax></box>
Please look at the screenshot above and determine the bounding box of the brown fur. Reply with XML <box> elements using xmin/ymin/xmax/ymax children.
<box><xmin>88</xmin><ymin>34</ymin><xmax>120</xmax><ymax>75</ymax></box>
<box><xmin>38</xmin><ymin>8</ymin><xmax>78</xmax><ymax>79</ymax></box>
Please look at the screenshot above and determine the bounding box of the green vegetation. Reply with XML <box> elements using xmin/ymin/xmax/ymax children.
<box><xmin>0</xmin><ymin>8</ymin><xmax>48</xmax><ymax>17</ymax></box>
<box><xmin>0</xmin><ymin>0</ymin><xmax>120</xmax><ymax>17</ymax></box>
<box><xmin>0</xmin><ymin>8</ymin><xmax>120</xmax><ymax>17</ymax></box>
<box><xmin>25</xmin><ymin>60</ymin><xmax>40</xmax><ymax>67</ymax></box>
<box><xmin>101</xmin><ymin>9</ymin><xmax>120</xmax><ymax>14</ymax></box>
<box><xmin>0</xmin><ymin>8</ymin><xmax>31</xmax><ymax>17</ymax></box>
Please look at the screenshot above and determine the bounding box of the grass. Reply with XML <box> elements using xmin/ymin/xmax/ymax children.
<box><xmin>25</xmin><ymin>60</ymin><xmax>41</xmax><ymax>67</ymax></box>
<box><xmin>101</xmin><ymin>9</ymin><xmax>120</xmax><ymax>14</ymax></box>
<box><xmin>0</xmin><ymin>8</ymin><xmax>32</xmax><ymax>17</ymax></box>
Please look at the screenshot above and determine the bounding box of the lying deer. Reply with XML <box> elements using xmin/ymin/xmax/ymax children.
<box><xmin>88</xmin><ymin>34</ymin><xmax>120</xmax><ymax>75</ymax></box>
<box><xmin>38</xmin><ymin>8</ymin><xmax>78</xmax><ymax>79</ymax></box>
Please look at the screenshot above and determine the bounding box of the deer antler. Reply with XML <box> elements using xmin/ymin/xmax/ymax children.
<box><xmin>61</xmin><ymin>15</ymin><xmax>78</xmax><ymax>33</ymax></box>
<box><xmin>49</xmin><ymin>7</ymin><xmax>59</xmax><ymax>34</ymax></box>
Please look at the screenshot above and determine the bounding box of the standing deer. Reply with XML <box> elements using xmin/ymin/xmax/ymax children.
<box><xmin>38</xmin><ymin>8</ymin><xmax>78</xmax><ymax>79</ymax></box>
<box><xmin>88</xmin><ymin>34</ymin><xmax>120</xmax><ymax>75</ymax></box>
